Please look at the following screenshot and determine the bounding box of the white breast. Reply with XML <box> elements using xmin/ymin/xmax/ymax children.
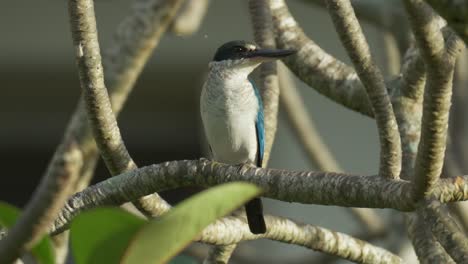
<box><xmin>200</xmin><ymin>63</ymin><xmax>260</xmax><ymax>165</ymax></box>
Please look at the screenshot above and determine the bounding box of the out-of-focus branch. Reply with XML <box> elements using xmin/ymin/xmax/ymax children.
<box><xmin>425</xmin><ymin>0</ymin><xmax>468</xmax><ymax>45</ymax></box>
<box><xmin>170</xmin><ymin>0</ymin><xmax>210</xmax><ymax>36</ymax></box>
<box><xmin>399</xmin><ymin>42</ymin><xmax>426</xmax><ymax>101</ymax></box>
<box><xmin>249</xmin><ymin>0</ymin><xmax>280</xmax><ymax>165</ymax></box>
<box><xmin>199</xmin><ymin>215</ymin><xmax>403</xmax><ymax>264</ymax></box>
<box><xmin>203</xmin><ymin>244</ymin><xmax>236</xmax><ymax>264</ymax></box>
<box><xmin>423</xmin><ymin>200</ymin><xmax>468</xmax><ymax>262</ymax></box>
<box><xmin>325</xmin><ymin>0</ymin><xmax>402</xmax><ymax>179</ymax></box>
<box><xmin>69</xmin><ymin>0</ymin><xmax>173</xmax><ymax>219</ymax></box>
<box><xmin>404</xmin><ymin>0</ymin><xmax>464</xmax><ymax>200</ymax></box>
<box><xmin>278</xmin><ymin>64</ymin><xmax>386</xmax><ymax>234</ymax></box>
<box><xmin>0</xmin><ymin>142</ymin><xmax>82</xmax><ymax>263</ymax></box>
<box><xmin>406</xmin><ymin>212</ymin><xmax>455</xmax><ymax>264</ymax></box>
<box><xmin>304</xmin><ymin>0</ymin><xmax>410</xmax><ymax>52</ymax></box>
<box><xmin>270</xmin><ymin>0</ymin><xmax>373</xmax><ymax>117</ymax></box>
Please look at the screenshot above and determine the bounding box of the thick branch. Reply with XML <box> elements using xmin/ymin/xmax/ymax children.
<box><xmin>203</xmin><ymin>244</ymin><xmax>236</xmax><ymax>264</ymax></box>
<box><xmin>404</xmin><ymin>0</ymin><xmax>463</xmax><ymax>199</ymax></box>
<box><xmin>325</xmin><ymin>0</ymin><xmax>402</xmax><ymax>179</ymax></box>
<box><xmin>47</xmin><ymin>159</ymin><xmax>468</xmax><ymax>234</ymax></box>
<box><xmin>278</xmin><ymin>65</ymin><xmax>385</xmax><ymax>234</ymax></box>
<box><xmin>169</xmin><ymin>0</ymin><xmax>210</xmax><ymax>36</ymax></box>
<box><xmin>425</xmin><ymin>0</ymin><xmax>468</xmax><ymax>45</ymax></box>
<box><xmin>423</xmin><ymin>200</ymin><xmax>468</xmax><ymax>262</ymax></box>
<box><xmin>0</xmin><ymin>142</ymin><xmax>82</xmax><ymax>263</ymax></box>
<box><xmin>405</xmin><ymin>212</ymin><xmax>455</xmax><ymax>263</ymax></box>
<box><xmin>69</xmin><ymin>0</ymin><xmax>175</xmax><ymax>216</ymax></box>
<box><xmin>249</xmin><ymin>0</ymin><xmax>279</xmax><ymax>165</ymax></box>
<box><xmin>199</xmin><ymin>215</ymin><xmax>403</xmax><ymax>264</ymax></box>
<box><xmin>270</xmin><ymin>0</ymin><xmax>373</xmax><ymax>117</ymax></box>
<box><xmin>49</xmin><ymin>159</ymin><xmax>413</xmax><ymax>234</ymax></box>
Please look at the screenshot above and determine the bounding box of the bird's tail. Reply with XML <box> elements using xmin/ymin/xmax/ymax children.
<box><xmin>245</xmin><ymin>197</ymin><xmax>266</xmax><ymax>234</ymax></box>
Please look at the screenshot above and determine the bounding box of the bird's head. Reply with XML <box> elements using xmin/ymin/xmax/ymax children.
<box><xmin>211</xmin><ymin>40</ymin><xmax>295</xmax><ymax>73</ymax></box>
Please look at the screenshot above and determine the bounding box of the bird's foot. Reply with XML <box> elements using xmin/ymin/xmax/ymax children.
<box><xmin>236</xmin><ymin>162</ymin><xmax>256</xmax><ymax>174</ymax></box>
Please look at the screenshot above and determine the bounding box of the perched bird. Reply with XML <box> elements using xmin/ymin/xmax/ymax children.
<box><xmin>200</xmin><ymin>40</ymin><xmax>295</xmax><ymax>234</ymax></box>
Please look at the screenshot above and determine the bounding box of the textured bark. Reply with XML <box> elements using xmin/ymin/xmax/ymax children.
<box><xmin>68</xmin><ymin>0</ymin><xmax>186</xmax><ymax>217</ymax></box>
<box><xmin>203</xmin><ymin>244</ymin><xmax>237</xmax><ymax>264</ymax></box>
<box><xmin>422</xmin><ymin>200</ymin><xmax>468</xmax><ymax>262</ymax></box>
<box><xmin>425</xmin><ymin>0</ymin><xmax>468</xmax><ymax>45</ymax></box>
<box><xmin>404</xmin><ymin>0</ymin><xmax>464</xmax><ymax>200</ymax></box>
<box><xmin>278</xmin><ymin>65</ymin><xmax>385</xmax><ymax>235</ymax></box>
<box><xmin>199</xmin><ymin>215</ymin><xmax>403</xmax><ymax>264</ymax></box>
<box><xmin>270</xmin><ymin>0</ymin><xmax>373</xmax><ymax>117</ymax></box>
<box><xmin>325</xmin><ymin>0</ymin><xmax>402</xmax><ymax>179</ymax></box>
<box><xmin>406</xmin><ymin>212</ymin><xmax>455</xmax><ymax>264</ymax></box>
<box><xmin>0</xmin><ymin>142</ymin><xmax>82</xmax><ymax>263</ymax></box>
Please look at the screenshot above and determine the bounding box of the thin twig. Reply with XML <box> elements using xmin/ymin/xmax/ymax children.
<box><xmin>325</xmin><ymin>0</ymin><xmax>402</xmax><ymax>179</ymax></box>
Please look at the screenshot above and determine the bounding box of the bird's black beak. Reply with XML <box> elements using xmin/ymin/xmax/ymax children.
<box><xmin>247</xmin><ymin>48</ymin><xmax>296</xmax><ymax>59</ymax></box>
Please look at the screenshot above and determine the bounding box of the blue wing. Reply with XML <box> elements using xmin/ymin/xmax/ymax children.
<box><xmin>249</xmin><ymin>79</ymin><xmax>265</xmax><ymax>168</ymax></box>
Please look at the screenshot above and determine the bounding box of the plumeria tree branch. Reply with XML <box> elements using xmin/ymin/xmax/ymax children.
<box><xmin>270</xmin><ymin>0</ymin><xmax>374</xmax><ymax>117</ymax></box>
<box><xmin>249</xmin><ymin>0</ymin><xmax>280</xmax><ymax>165</ymax></box>
<box><xmin>169</xmin><ymin>0</ymin><xmax>210</xmax><ymax>36</ymax></box>
<box><xmin>199</xmin><ymin>215</ymin><xmax>403</xmax><ymax>264</ymax></box>
<box><xmin>0</xmin><ymin>142</ymin><xmax>82</xmax><ymax>263</ymax></box>
<box><xmin>278</xmin><ymin>64</ymin><xmax>386</xmax><ymax>235</ymax></box>
<box><xmin>404</xmin><ymin>0</ymin><xmax>464</xmax><ymax>200</ymax></box>
<box><xmin>69</xmin><ymin>0</ymin><xmax>175</xmax><ymax>219</ymax></box>
<box><xmin>406</xmin><ymin>212</ymin><xmax>455</xmax><ymax>263</ymax></box>
<box><xmin>422</xmin><ymin>200</ymin><xmax>468</xmax><ymax>262</ymax></box>
<box><xmin>48</xmin><ymin>159</ymin><xmax>468</xmax><ymax>235</ymax></box>
<box><xmin>325</xmin><ymin>0</ymin><xmax>402</xmax><ymax>180</ymax></box>
<box><xmin>425</xmin><ymin>0</ymin><xmax>468</xmax><ymax>45</ymax></box>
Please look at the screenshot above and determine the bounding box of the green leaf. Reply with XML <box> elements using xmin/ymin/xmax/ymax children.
<box><xmin>122</xmin><ymin>182</ymin><xmax>260</xmax><ymax>264</ymax></box>
<box><xmin>0</xmin><ymin>201</ymin><xmax>55</xmax><ymax>264</ymax></box>
<box><xmin>70</xmin><ymin>207</ymin><xmax>145</xmax><ymax>264</ymax></box>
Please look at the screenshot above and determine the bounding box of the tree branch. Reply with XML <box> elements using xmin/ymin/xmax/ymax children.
<box><xmin>203</xmin><ymin>244</ymin><xmax>236</xmax><ymax>264</ymax></box>
<box><xmin>0</xmin><ymin>142</ymin><xmax>82</xmax><ymax>263</ymax></box>
<box><xmin>422</xmin><ymin>200</ymin><xmax>468</xmax><ymax>262</ymax></box>
<box><xmin>404</xmin><ymin>0</ymin><xmax>464</xmax><ymax>200</ymax></box>
<box><xmin>46</xmin><ymin>159</ymin><xmax>468</xmax><ymax>234</ymax></box>
<box><xmin>325</xmin><ymin>0</ymin><xmax>402</xmax><ymax>180</ymax></box>
<box><xmin>249</xmin><ymin>0</ymin><xmax>280</xmax><ymax>165</ymax></box>
<box><xmin>278</xmin><ymin>64</ymin><xmax>386</xmax><ymax>235</ymax></box>
<box><xmin>199</xmin><ymin>215</ymin><xmax>403</xmax><ymax>264</ymax></box>
<box><xmin>405</xmin><ymin>212</ymin><xmax>455</xmax><ymax>263</ymax></box>
<box><xmin>169</xmin><ymin>0</ymin><xmax>210</xmax><ymax>36</ymax></box>
<box><xmin>425</xmin><ymin>0</ymin><xmax>468</xmax><ymax>45</ymax></box>
<box><xmin>69</xmin><ymin>0</ymin><xmax>182</xmax><ymax>217</ymax></box>
<box><xmin>270</xmin><ymin>0</ymin><xmax>373</xmax><ymax>117</ymax></box>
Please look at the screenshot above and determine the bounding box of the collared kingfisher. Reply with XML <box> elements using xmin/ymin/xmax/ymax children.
<box><xmin>200</xmin><ymin>40</ymin><xmax>295</xmax><ymax>234</ymax></box>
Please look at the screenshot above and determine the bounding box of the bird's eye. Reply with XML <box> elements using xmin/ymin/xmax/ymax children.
<box><xmin>235</xmin><ymin>46</ymin><xmax>246</xmax><ymax>52</ymax></box>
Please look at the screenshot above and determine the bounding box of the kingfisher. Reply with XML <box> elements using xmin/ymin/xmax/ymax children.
<box><xmin>200</xmin><ymin>40</ymin><xmax>295</xmax><ymax>234</ymax></box>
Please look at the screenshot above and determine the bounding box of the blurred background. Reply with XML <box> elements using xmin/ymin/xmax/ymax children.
<box><xmin>0</xmin><ymin>0</ymin><xmax>413</xmax><ymax>263</ymax></box>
